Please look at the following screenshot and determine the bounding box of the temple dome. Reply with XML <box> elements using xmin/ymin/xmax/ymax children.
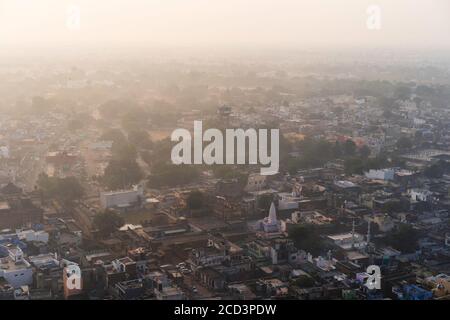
<box><xmin>261</xmin><ymin>202</ymin><xmax>281</xmax><ymax>234</ymax></box>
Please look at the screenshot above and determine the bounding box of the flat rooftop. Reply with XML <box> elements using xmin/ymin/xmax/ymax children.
<box><xmin>0</xmin><ymin>201</ymin><xmax>10</xmax><ymax>211</ymax></box>
<box><xmin>0</xmin><ymin>257</ymin><xmax>31</xmax><ymax>271</ymax></box>
<box><xmin>327</xmin><ymin>233</ymin><xmax>362</xmax><ymax>241</ymax></box>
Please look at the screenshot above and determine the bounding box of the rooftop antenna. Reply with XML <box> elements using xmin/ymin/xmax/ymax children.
<box><xmin>366</xmin><ymin>220</ymin><xmax>375</xmax><ymax>261</ymax></box>
<box><xmin>351</xmin><ymin>218</ymin><xmax>355</xmax><ymax>249</ymax></box>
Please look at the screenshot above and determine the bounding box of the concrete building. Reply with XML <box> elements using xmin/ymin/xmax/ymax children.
<box><xmin>327</xmin><ymin>233</ymin><xmax>367</xmax><ymax>250</ymax></box>
<box><xmin>115</xmin><ymin>279</ymin><xmax>144</xmax><ymax>300</ymax></box>
<box><xmin>0</xmin><ymin>198</ymin><xmax>43</xmax><ymax>230</ymax></box>
<box><xmin>100</xmin><ymin>185</ymin><xmax>144</xmax><ymax>209</ymax></box>
<box><xmin>0</xmin><ymin>245</ymin><xmax>33</xmax><ymax>288</ymax></box>
<box><xmin>368</xmin><ymin>214</ymin><xmax>395</xmax><ymax>233</ymax></box>
<box><xmin>425</xmin><ymin>274</ymin><xmax>450</xmax><ymax>298</ymax></box>
<box><xmin>17</xmin><ymin>230</ymin><xmax>49</xmax><ymax>243</ymax></box>
<box><xmin>364</xmin><ymin>169</ymin><xmax>395</xmax><ymax>181</ymax></box>
<box><xmin>277</xmin><ymin>192</ymin><xmax>301</xmax><ymax>211</ymax></box>
<box><xmin>408</xmin><ymin>189</ymin><xmax>433</xmax><ymax>202</ymax></box>
<box><xmin>155</xmin><ymin>286</ymin><xmax>186</xmax><ymax>300</ymax></box>
<box><xmin>63</xmin><ymin>264</ymin><xmax>83</xmax><ymax>299</ymax></box>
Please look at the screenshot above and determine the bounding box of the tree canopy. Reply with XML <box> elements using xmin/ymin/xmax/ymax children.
<box><xmin>101</xmin><ymin>134</ymin><xmax>143</xmax><ymax>190</ymax></box>
<box><xmin>93</xmin><ymin>210</ymin><xmax>125</xmax><ymax>237</ymax></box>
<box><xmin>292</xmin><ymin>275</ymin><xmax>315</xmax><ymax>288</ymax></box>
<box><xmin>102</xmin><ymin>159</ymin><xmax>142</xmax><ymax>190</ymax></box>
<box><xmin>147</xmin><ymin>162</ymin><xmax>199</xmax><ymax>188</ymax></box>
<box><xmin>384</xmin><ymin>224</ymin><xmax>420</xmax><ymax>253</ymax></box>
<box><xmin>37</xmin><ymin>174</ymin><xmax>84</xmax><ymax>205</ymax></box>
<box><xmin>186</xmin><ymin>190</ymin><xmax>204</xmax><ymax>210</ymax></box>
<box><xmin>128</xmin><ymin>130</ymin><xmax>153</xmax><ymax>150</ymax></box>
<box><xmin>288</xmin><ymin>224</ymin><xmax>327</xmax><ymax>256</ymax></box>
<box><xmin>100</xmin><ymin>128</ymin><xmax>127</xmax><ymax>145</ymax></box>
<box><xmin>424</xmin><ymin>160</ymin><xmax>448</xmax><ymax>179</ymax></box>
<box><xmin>396</xmin><ymin>137</ymin><xmax>413</xmax><ymax>151</ymax></box>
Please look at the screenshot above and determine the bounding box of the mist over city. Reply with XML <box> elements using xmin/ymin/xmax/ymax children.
<box><xmin>0</xmin><ymin>0</ymin><xmax>449</xmax><ymax>307</ymax></box>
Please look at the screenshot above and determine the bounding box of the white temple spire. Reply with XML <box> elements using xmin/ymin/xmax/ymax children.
<box><xmin>268</xmin><ymin>202</ymin><xmax>277</xmax><ymax>224</ymax></box>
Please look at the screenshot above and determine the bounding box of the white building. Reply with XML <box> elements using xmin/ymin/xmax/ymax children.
<box><xmin>0</xmin><ymin>146</ymin><xmax>9</xmax><ymax>158</ymax></box>
<box><xmin>259</xmin><ymin>202</ymin><xmax>282</xmax><ymax>235</ymax></box>
<box><xmin>100</xmin><ymin>185</ymin><xmax>144</xmax><ymax>209</ymax></box>
<box><xmin>413</xmin><ymin>118</ymin><xmax>426</xmax><ymax>126</ymax></box>
<box><xmin>277</xmin><ymin>186</ymin><xmax>301</xmax><ymax>211</ymax></box>
<box><xmin>364</xmin><ymin>169</ymin><xmax>395</xmax><ymax>181</ymax></box>
<box><xmin>369</xmin><ymin>214</ymin><xmax>395</xmax><ymax>232</ymax></box>
<box><xmin>89</xmin><ymin>141</ymin><xmax>113</xmax><ymax>151</ymax></box>
<box><xmin>327</xmin><ymin>233</ymin><xmax>366</xmax><ymax>250</ymax></box>
<box><xmin>408</xmin><ymin>188</ymin><xmax>433</xmax><ymax>202</ymax></box>
<box><xmin>0</xmin><ymin>246</ymin><xmax>33</xmax><ymax>288</ymax></box>
<box><xmin>17</xmin><ymin>230</ymin><xmax>49</xmax><ymax>243</ymax></box>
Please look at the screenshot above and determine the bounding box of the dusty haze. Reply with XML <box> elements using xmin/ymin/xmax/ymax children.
<box><xmin>0</xmin><ymin>0</ymin><xmax>449</xmax><ymax>51</ymax></box>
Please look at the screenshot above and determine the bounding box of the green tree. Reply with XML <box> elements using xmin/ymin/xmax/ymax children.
<box><xmin>111</xmin><ymin>141</ymin><xmax>137</xmax><ymax>162</ymax></box>
<box><xmin>394</xmin><ymin>86</ymin><xmax>412</xmax><ymax>100</ymax></box>
<box><xmin>128</xmin><ymin>130</ymin><xmax>153</xmax><ymax>149</ymax></box>
<box><xmin>211</xmin><ymin>166</ymin><xmax>248</xmax><ymax>185</ymax></box>
<box><xmin>424</xmin><ymin>160</ymin><xmax>448</xmax><ymax>179</ymax></box>
<box><xmin>396</xmin><ymin>137</ymin><xmax>413</xmax><ymax>151</ymax></box>
<box><xmin>385</xmin><ymin>224</ymin><xmax>419</xmax><ymax>253</ymax></box>
<box><xmin>257</xmin><ymin>193</ymin><xmax>274</xmax><ymax>211</ymax></box>
<box><xmin>121</xmin><ymin>109</ymin><xmax>150</xmax><ymax>133</ymax></box>
<box><xmin>100</xmin><ymin>129</ymin><xmax>127</xmax><ymax>145</ymax></box>
<box><xmin>57</xmin><ymin>176</ymin><xmax>84</xmax><ymax>204</ymax></box>
<box><xmin>140</xmin><ymin>150</ymin><xmax>152</xmax><ymax>166</ymax></box>
<box><xmin>343</xmin><ymin>140</ymin><xmax>357</xmax><ymax>156</ymax></box>
<box><xmin>102</xmin><ymin>159</ymin><xmax>142</xmax><ymax>190</ymax></box>
<box><xmin>359</xmin><ymin>145</ymin><xmax>371</xmax><ymax>159</ymax></box>
<box><xmin>292</xmin><ymin>275</ymin><xmax>315</xmax><ymax>288</ymax></box>
<box><xmin>37</xmin><ymin>173</ymin><xmax>56</xmax><ymax>196</ymax></box>
<box><xmin>344</xmin><ymin>158</ymin><xmax>365</xmax><ymax>175</ymax></box>
<box><xmin>285</xmin><ymin>138</ymin><xmax>336</xmax><ymax>172</ymax></box>
<box><xmin>288</xmin><ymin>224</ymin><xmax>326</xmax><ymax>256</ymax></box>
<box><xmin>101</xmin><ymin>136</ymin><xmax>142</xmax><ymax>190</ymax></box>
<box><xmin>37</xmin><ymin>174</ymin><xmax>84</xmax><ymax>205</ymax></box>
<box><xmin>93</xmin><ymin>210</ymin><xmax>125</xmax><ymax>236</ymax></box>
<box><xmin>186</xmin><ymin>190</ymin><xmax>204</xmax><ymax>210</ymax></box>
<box><xmin>150</xmin><ymin>138</ymin><xmax>174</xmax><ymax>164</ymax></box>
<box><xmin>147</xmin><ymin>162</ymin><xmax>199</xmax><ymax>188</ymax></box>
<box><xmin>383</xmin><ymin>199</ymin><xmax>409</xmax><ymax>213</ymax></box>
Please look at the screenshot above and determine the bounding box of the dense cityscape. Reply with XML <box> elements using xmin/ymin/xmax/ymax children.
<box><xmin>1</xmin><ymin>49</ymin><xmax>449</xmax><ymax>301</ymax></box>
<box><xmin>0</xmin><ymin>1</ymin><xmax>450</xmax><ymax>305</ymax></box>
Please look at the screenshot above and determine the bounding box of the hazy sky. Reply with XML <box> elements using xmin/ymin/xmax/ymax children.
<box><xmin>0</xmin><ymin>0</ymin><xmax>449</xmax><ymax>50</ymax></box>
